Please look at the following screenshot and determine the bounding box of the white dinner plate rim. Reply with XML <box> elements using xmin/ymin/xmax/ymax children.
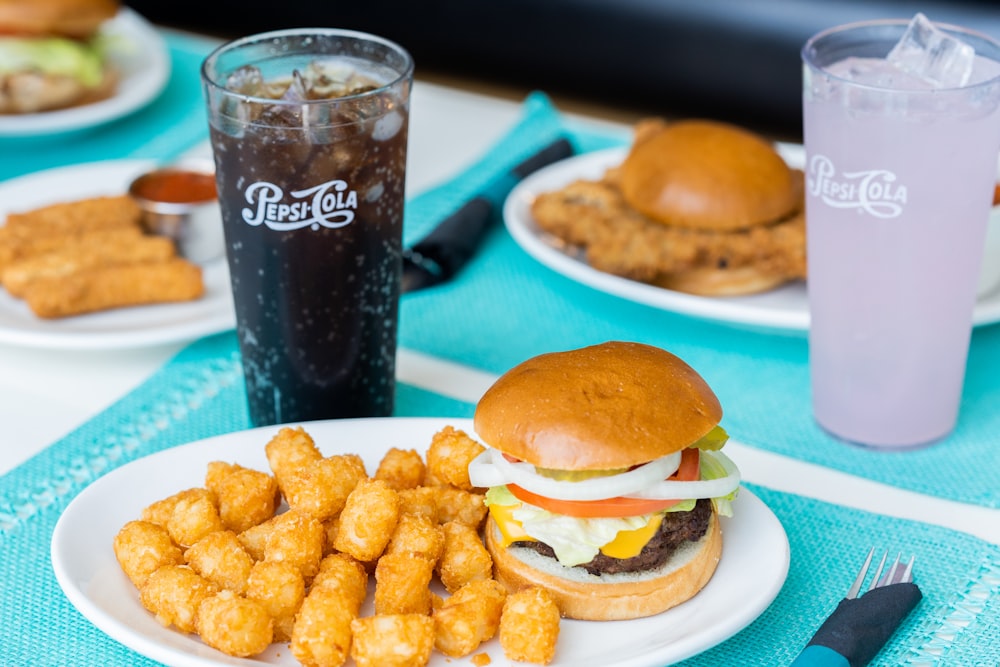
<box><xmin>503</xmin><ymin>145</ymin><xmax>1000</xmax><ymax>334</ymax></box>
<box><xmin>51</xmin><ymin>416</ymin><xmax>790</xmax><ymax>667</ymax></box>
<box><xmin>0</xmin><ymin>9</ymin><xmax>170</xmax><ymax>137</ymax></box>
<box><xmin>0</xmin><ymin>159</ymin><xmax>235</xmax><ymax>350</ymax></box>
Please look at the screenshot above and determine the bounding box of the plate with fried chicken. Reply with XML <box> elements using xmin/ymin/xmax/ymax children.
<box><xmin>0</xmin><ymin>159</ymin><xmax>235</xmax><ymax>349</ymax></box>
<box><xmin>504</xmin><ymin>119</ymin><xmax>1000</xmax><ymax>333</ymax></box>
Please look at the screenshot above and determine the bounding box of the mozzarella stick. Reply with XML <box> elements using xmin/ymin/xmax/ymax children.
<box><xmin>0</xmin><ymin>225</ymin><xmax>145</xmax><ymax>273</ymax></box>
<box><xmin>22</xmin><ymin>258</ymin><xmax>204</xmax><ymax>319</ymax></box>
<box><xmin>2</xmin><ymin>195</ymin><xmax>141</xmax><ymax>234</ymax></box>
<box><xmin>2</xmin><ymin>233</ymin><xmax>176</xmax><ymax>297</ymax></box>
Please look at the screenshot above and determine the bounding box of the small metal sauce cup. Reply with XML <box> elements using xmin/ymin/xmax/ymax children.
<box><xmin>128</xmin><ymin>158</ymin><xmax>224</xmax><ymax>264</ymax></box>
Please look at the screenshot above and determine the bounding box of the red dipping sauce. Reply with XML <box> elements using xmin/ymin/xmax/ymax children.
<box><xmin>130</xmin><ymin>169</ymin><xmax>217</xmax><ymax>204</ymax></box>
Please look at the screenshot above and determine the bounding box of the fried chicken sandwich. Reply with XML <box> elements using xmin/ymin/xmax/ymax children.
<box><xmin>0</xmin><ymin>0</ymin><xmax>120</xmax><ymax>113</ymax></box>
<box><xmin>531</xmin><ymin>118</ymin><xmax>807</xmax><ymax>296</ymax></box>
<box><xmin>468</xmin><ymin>341</ymin><xmax>741</xmax><ymax>620</ymax></box>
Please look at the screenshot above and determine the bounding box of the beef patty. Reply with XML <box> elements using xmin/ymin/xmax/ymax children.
<box><xmin>512</xmin><ymin>498</ymin><xmax>713</xmax><ymax>576</ymax></box>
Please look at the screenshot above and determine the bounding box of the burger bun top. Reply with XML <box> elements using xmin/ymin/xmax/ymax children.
<box><xmin>0</xmin><ymin>0</ymin><xmax>119</xmax><ymax>38</ymax></box>
<box><xmin>619</xmin><ymin>118</ymin><xmax>800</xmax><ymax>232</ymax></box>
<box><xmin>473</xmin><ymin>341</ymin><xmax>722</xmax><ymax>471</ymax></box>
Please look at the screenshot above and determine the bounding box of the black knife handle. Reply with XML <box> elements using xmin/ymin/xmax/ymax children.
<box><xmin>512</xmin><ymin>137</ymin><xmax>574</xmax><ymax>178</ymax></box>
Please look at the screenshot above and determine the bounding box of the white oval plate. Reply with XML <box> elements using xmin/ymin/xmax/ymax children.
<box><xmin>0</xmin><ymin>8</ymin><xmax>170</xmax><ymax>137</ymax></box>
<box><xmin>503</xmin><ymin>146</ymin><xmax>1000</xmax><ymax>334</ymax></box>
<box><xmin>52</xmin><ymin>417</ymin><xmax>790</xmax><ymax>667</ymax></box>
<box><xmin>0</xmin><ymin>159</ymin><xmax>234</xmax><ymax>350</ymax></box>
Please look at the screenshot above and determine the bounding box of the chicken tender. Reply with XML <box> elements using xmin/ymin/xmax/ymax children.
<box><xmin>22</xmin><ymin>258</ymin><xmax>205</xmax><ymax>319</ymax></box>
<box><xmin>2</xmin><ymin>195</ymin><xmax>141</xmax><ymax>234</ymax></box>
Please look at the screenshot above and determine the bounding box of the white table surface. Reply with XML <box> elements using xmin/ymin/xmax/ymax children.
<box><xmin>1</xmin><ymin>81</ymin><xmax>997</xmax><ymax>550</ymax></box>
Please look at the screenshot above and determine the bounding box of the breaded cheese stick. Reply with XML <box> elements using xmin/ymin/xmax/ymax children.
<box><xmin>2</xmin><ymin>233</ymin><xmax>177</xmax><ymax>297</ymax></box>
<box><xmin>0</xmin><ymin>225</ymin><xmax>145</xmax><ymax>273</ymax></box>
<box><xmin>2</xmin><ymin>195</ymin><xmax>142</xmax><ymax>234</ymax></box>
<box><xmin>23</xmin><ymin>258</ymin><xmax>205</xmax><ymax>319</ymax></box>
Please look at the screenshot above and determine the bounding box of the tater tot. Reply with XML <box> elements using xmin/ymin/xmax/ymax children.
<box><xmin>311</xmin><ymin>552</ymin><xmax>369</xmax><ymax>615</ymax></box>
<box><xmin>433</xmin><ymin>579</ymin><xmax>507</xmax><ymax>657</ymax></box>
<box><xmin>434</xmin><ymin>487</ymin><xmax>487</xmax><ymax>528</ymax></box>
<box><xmin>204</xmin><ymin>461</ymin><xmax>279</xmax><ymax>533</ymax></box>
<box><xmin>246</xmin><ymin>560</ymin><xmax>305</xmax><ymax>643</ymax></box>
<box><xmin>350</xmin><ymin>614</ymin><xmax>435</xmax><ymax>667</ymax></box>
<box><xmin>265</xmin><ymin>426</ymin><xmax>323</xmax><ymax>487</ymax></box>
<box><xmin>262</xmin><ymin>509</ymin><xmax>325</xmax><ymax>579</ymax></box>
<box><xmin>374</xmin><ymin>551</ymin><xmax>434</xmax><ymax>615</ymax></box>
<box><xmin>184</xmin><ymin>530</ymin><xmax>254</xmax><ymax>595</ymax></box>
<box><xmin>196</xmin><ymin>590</ymin><xmax>273</xmax><ymax>658</ymax></box>
<box><xmin>333</xmin><ymin>478</ymin><xmax>400</xmax><ymax>563</ymax></box>
<box><xmin>113</xmin><ymin>520</ymin><xmax>183</xmax><ymax>588</ymax></box>
<box><xmin>290</xmin><ymin>586</ymin><xmax>356</xmax><ymax>667</ymax></box>
<box><xmin>385</xmin><ymin>512</ymin><xmax>445</xmax><ymax>564</ymax></box>
<box><xmin>165</xmin><ymin>488</ymin><xmax>225</xmax><ymax>548</ymax></box>
<box><xmin>139</xmin><ymin>564</ymin><xmax>217</xmax><ymax>633</ymax></box>
<box><xmin>374</xmin><ymin>447</ymin><xmax>426</xmax><ymax>490</ymax></box>
<box><xmin>499</xmin><ymin>587</ymin><xmax>560</xmax><ymax>665</ymax></box>
<box><xmin>282</xmin><ymin>454</ymin><xmax>367</xmax><ymax>522</ymax></box>
<box><xmin>140</xmin><ymin>487</ymin><xmax>213</xmax><ymax>529</ymax></box>
<box><xmin>437</xmin><ymin>521</ymin><xmax>493</xmax><ymax>593</ymax></box>
<box><xmin>397</xmin><ymin>486</ymin><xmax>439</xmax><ymax>522</ymax></box>
<box><xmin>424</xmin><ymin>426</ymin><xmax>485</xmax><ymax>490</ymax></box>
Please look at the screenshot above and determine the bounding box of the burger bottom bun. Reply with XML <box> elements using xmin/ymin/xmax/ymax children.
<box><xmin>486</xmin><ymin>513</ymin><xmax>722</xmax><ymax>621</ymax></box>
<box><xmin>652</xmin><ymin>263</ymin><xmax>792</xmax><ymax>297</ymax></box>
<box><xmin>0</xmin><ymin>67</ymin><xmax>117</xmax><ymax>114</ymax></box>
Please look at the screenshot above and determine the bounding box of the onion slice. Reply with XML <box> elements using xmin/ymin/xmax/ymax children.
<box><xmin>467</xmin><ymin>448</ymin><xmax>682</xmax><ymax>501</ymax></box>
<box><xmin>624</xmin><ymin>450</ymin><xmax>741</xmax><ymax>500</ymax></box>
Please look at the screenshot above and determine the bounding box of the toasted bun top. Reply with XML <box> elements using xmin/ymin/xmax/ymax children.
<box><xmin>473</xmin><ymin>341</ymin><xmax>722</xmax><ymax>470</ymax></box>
<box><xmin>0</xmin><ymin>0</ymin><xmax>118</xmax><ymax>38</ymax></box>
<box><xmin>619</xmin><ymin>118</ymin><xmax>800</xmax><ymax>232</ymax></box>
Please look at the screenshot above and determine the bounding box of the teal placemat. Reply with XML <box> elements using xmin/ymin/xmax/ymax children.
<box><xmin>0</xmin><ymin>30</ymin><xmax>217</xmax><ymax>182</ymax></box>
<box><xmin>1</xmin><ymin>332</ymin><xmax>998</xmax><ymax>666</ymax></box>
<box><xmin>399</xmin><ymin>92</ymin><xmax>1000</xmax><ymax>510</ymax></box>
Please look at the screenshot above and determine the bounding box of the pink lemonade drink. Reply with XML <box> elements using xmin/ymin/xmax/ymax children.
<box><xmin>802</xmin><ymin>19</ymin><xmax>1000</xmax><ymax>447</ymax></box>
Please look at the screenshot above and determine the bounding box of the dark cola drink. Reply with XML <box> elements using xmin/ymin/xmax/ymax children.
<box><xmin>202</xmin><ymin>30</ymin><xmax>413</xmax><ymax>426</ymax></box>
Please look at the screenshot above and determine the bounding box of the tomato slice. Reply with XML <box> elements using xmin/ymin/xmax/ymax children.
<box><xmin>506</xmin><ymin>449</ymin><xmax>701</xmax><ymax>518</ymax></box>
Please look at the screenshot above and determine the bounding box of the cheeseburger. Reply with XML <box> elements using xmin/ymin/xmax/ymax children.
<box><xmin>0</xmin><ymin>0</ymin><xmax>120</xmax><ymax>114</ymax></box>
<box><xmin>468</xmin><ymin>341</ymin><xmax>740</xmax><ymax>620</ymax></box>
<box><xmin>531</xmin><ymin>118</ymin><xmax>807</xmax><ymax>296</ymax></box>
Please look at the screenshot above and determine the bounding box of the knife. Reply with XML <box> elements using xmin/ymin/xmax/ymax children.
<box><xmin>401</xmin><ymin>137</ymin><xmax>574</xmax><ymax>293</ymax></box>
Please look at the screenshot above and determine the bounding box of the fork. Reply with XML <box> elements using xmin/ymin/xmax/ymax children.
<box><xmin>790</xmin><ymin>547</ymin><xmax>921</xmax><ymax>667</ymax></box>
<box><xmin>845</xmin><ymin>547</ymin><xmax>916</xmax><ymax>599</ymax></box>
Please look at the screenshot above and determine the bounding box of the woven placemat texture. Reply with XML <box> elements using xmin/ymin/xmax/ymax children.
<box><xmin>1</xmin><ymin>332</ymin><xmax>998</xmax><ymax>666</ymax></box>
<box><xmin>0</xmin><ymin>30</ymin><xmax>218</xmax><ymax>182</ymax></box>
<box><xmin>399</xmin><ymin>92</ymin><xmax>1000</xmax><ymax>509</ymax></box>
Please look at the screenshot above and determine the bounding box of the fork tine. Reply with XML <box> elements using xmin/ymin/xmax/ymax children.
<box><xmin>846</xmin><ymin>547</ymin><xmax>875</xmax><ymax>599</ymax></box>
<box><xmin>900</xmin><ymin>555</ymin><xmax>915</xmax><ymax>584</ymax></box>
<box><xmin>878</xmin><ymin>552</ymin><xmax>902</xmax><ymax>587</ymax></box>
<box><xmin>867</xmin><ymin>550</ymin><xmax>889</xmax><ymax>592</ymax></box>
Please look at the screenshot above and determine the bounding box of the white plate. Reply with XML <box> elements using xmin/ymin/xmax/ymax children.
<box><xmin>503</xmin><ymin>146</ymin><xmax>1000</xmax><ymax>334</ymax></box>
<box><xmin>0</xmin><ymin>8</ymin><xmax>170</xmax><ymax>137</ymax></box>
<box><xmin>51</xmin><ymin>417</ymin><xmax>790</xmax><ymax>667</ymax></box>
<box><xmin>0</xmin><ymin>159</ymin><xmax>235</xmax><ymax>350</ymax></box>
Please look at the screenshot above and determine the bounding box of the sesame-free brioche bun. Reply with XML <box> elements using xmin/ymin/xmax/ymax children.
<box><xmin>486</xmin><ymin>511</ymin><xmax>722</xmax><ymax>620</ymax></box>
<box><xmin>472</xmin><ymin>341</ymin><xmax>722</xmax><ymax>471</ymax></box>
<box><xmin>0</xmin><ymin>0</ymin><xmax>119</xmax><ymax>38</ymax></box>
<box><xmin>619</xmin><ymin>118</ymin><xmax>801</xmax><ymax>232</ymax></box>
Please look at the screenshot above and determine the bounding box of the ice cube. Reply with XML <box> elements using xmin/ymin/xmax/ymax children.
<box><xmin>887</xmin><ymin>13</ymin><xmax>975</xmax><ymax>88</ymax></box>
